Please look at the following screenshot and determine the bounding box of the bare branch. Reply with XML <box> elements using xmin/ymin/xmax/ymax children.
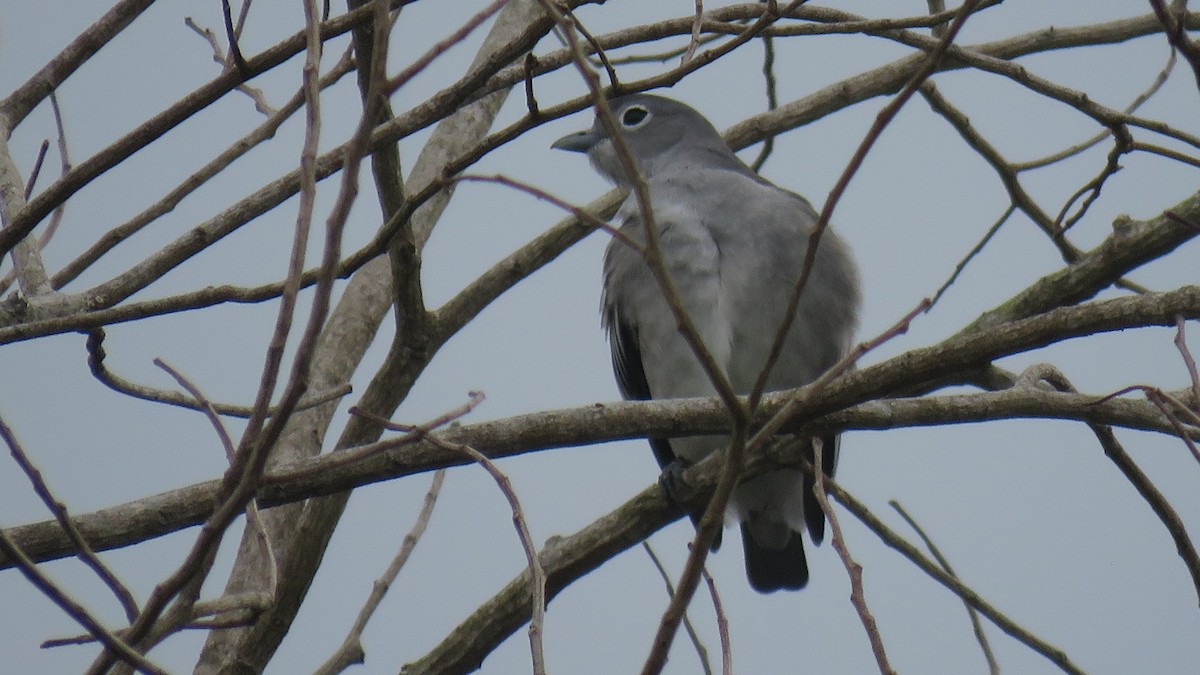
<box><xmin>21</xmin><ymin>141</ymin><xmax>48</xmax><ymax>200</ymax></box>
<box><xmin>891</xmin><ymin>501</ymin><xmax>999</xmax><ymax>674</ymax></box>
<box><xmin>355</xmin><ymin>398</ymin><xmax>547</xmax><ymax>673</ymax></box>
<box><xmin>1014</xmin><ymin>48</ymin><xmax>1177</xmax><ymax>171</ymax></box>
<box><xmin>0</xmin><ymin>5</ymin><xmax>382</xmax><ymax>259</ymax></box>
<box><xmin>84</xmin><ymin>328</ymin><xmax>350</xmax><ymax>417</ymax></box>
<box><xmin>0</xmin><ymin>0</ymin><xmax>156</xmax><ymax>127</ymax></box>
<box><xmin>681</xmin><ymin>0</ymin><xmax>705</xmax><ymax>65</ymax></box>
<box><xmin>814</xmin><ymin>441</ymin><xmax>895</xmax><ymax>675</ymax></box>
<box><xmin>0</xmin><ymin>419</ymin><xmax>160</xmax><ymax>674</ymax></box>
<box><xmin>184</xmin><ymin>17</ymin><xmax>276</xmax><ymax>115</ymax></box>
<box><xmin>191</xmin><ymin>4</ymin><xmax>558</xmax><ymax>669</ymax></box>
<box><xmin>0</xmin><ymin>412</ymin><xmax>140</xmax><ymax>623</ymax></box>
<box><xmin>824</xmin><ymin>477</ymin><xmax>1084</xmax><ymax>675</ymax></box>
<box><xmin>699</xmin><ymin>565</ymin><xmax>731</xmax><ymax>675</ymax></box>
<box><xmin>641</xmin><ymin>542</ymin><xmax>714</xmax><ymax>675</ymax></box>
<box><xmin>11</xmin><ymin>284</ymin><xmax>1200</xmax><ymax>568</ymax></box>
<box><xmin>454</xmin><ymin>174</ymin><xmax>643</xmax><ymax>252</ymax></box>
<box><xmin>51</xmin><ymin>46</ymin><xmax>354</xmax><ymax>291</ymax></box>
<box><xmin>928</xmin><ymin>204</ymin><xmax>1016</xmax><ymax>309</ymax></box>
<box><xmin>313</xmin><ymin>470</ymin><xmax>446</xmax><ymax>675</ymax></box>
<box><xmin>1176</xmin><ymin>316</ymin><xmax>1200</xmax><ymax>407</ymax></box>
<box><xmin>1148</xmin><ymin>0</ymin><xmax>1200</xmax><ymax>90</ymax></box>
<box><xmin>749</xmin><ymin>0</ymin><xmax>987</xmax><ymax>409</ymax></box>
<box><xmin>1030</xmin><ymin>365</ymin><xmax>1200</xmax><ymax>605</ymax></box>
<box><xmin>220</xmin><ymin>0</ymin><xmax>250</xmax><ymax>75</ymax></box>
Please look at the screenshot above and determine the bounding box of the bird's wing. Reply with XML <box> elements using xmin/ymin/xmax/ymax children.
<box><xmin>802</xmin><ymin>434</ymin><xmax>839</xmax><ymax>545</ymax></box>
<box><xmin>606</xmin><ymin>306</ymin><xmax>677</xmax><ymax>470</ymax></box>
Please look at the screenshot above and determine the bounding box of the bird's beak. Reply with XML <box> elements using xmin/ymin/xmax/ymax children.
<box><xmin>551</xmin><ymin>129</ymin><xmax>600</xmax><ymax>153</ymax></box>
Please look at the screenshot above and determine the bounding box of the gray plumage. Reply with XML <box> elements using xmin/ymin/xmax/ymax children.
<box><xmin>553</xmin><ymin>94</ymin><xmax>860</xmax><ymax>593</ymax></box>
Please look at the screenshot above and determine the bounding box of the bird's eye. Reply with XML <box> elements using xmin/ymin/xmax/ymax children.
<box><xmin>621</xmin><ymin>106</ymin><xmax>650</xmax><ymax>128</ymax></box>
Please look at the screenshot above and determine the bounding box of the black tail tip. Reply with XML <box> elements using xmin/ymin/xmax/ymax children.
<box><xmin>741</xmin><ymin>524</ymin><xmax>809</xmax><ymax>593</ymax></box>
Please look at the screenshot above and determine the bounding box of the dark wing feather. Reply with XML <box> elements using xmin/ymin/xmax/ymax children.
<box><xmin>608</xmin><ymin>307</ymin><xmax>722</xmax><ymax>550</ymax></box>
<box><xmin>802</xmin><ymin>434</ymin><xmax>839</xmax><ymax>545</ymax></box>
<box><xmin>609</xmin><ymin>310</ymin><xmax>676</xmax><ymax>470</ymax></box>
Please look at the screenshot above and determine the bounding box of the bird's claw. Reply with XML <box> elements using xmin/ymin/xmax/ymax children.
<box><xmin>658</xmin><ymin>458</ymin><xmax>699</xmax><ymax>508</ymax></box>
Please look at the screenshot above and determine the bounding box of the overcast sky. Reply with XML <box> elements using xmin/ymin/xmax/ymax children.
<box><xmin>3</xmin><ymin>1</ymin><xmax>1200</xmax><ymax>673</ymax></box>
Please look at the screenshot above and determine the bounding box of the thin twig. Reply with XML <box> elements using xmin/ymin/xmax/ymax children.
<box><xmin>85</xmin><ymin>328</ymin><xmax>351</xmax><ymax>418</ymax></box>
<box><xmin>39</xmin><ymin>92</ymin><xmax>70</xmax><ymax>251</ymax></box>
<box><xmin>1032</xmin><ymin>365</ymin><xmax>1200</xmax><ymax>605</ymax></box>
<box><xmin>890</xmin><ymin>500</ymin><xmax>999</xmax><ymax>674</ymax></box>
<box><xmin>385</xmin><ymin>0</ymin><xmax>510</xmax><ymax>93</ymax></box>
<box><xmin>454</xmin><ymin>173</ymin><xmax>643</xmax><ymax>252</ymax></box>
<box><xmin>822</xmin><ymin>475</ymin><xmax>1084</xmax><ymax>674</ymax></box>
<box><xmin>22</xmin><ymin>141</ymin><xmax>49</xmax><ymax>200</ymax></box>
<box><xmin>185</xmin><ymin>17</ymin><xmax>276</xmax><ymax>115</ymax></box>
<box><xmin>1096</xmin><ymin>381</ymin><xmax>1200</xmax><ymax>466</ymax></box>
<box><xmin>681</xmin><ymin>0</ymin><xmax>705</xmax><ymax>65</ymax></box>
<box><xmin>606</xmin><ymin>33</ymin><xmax>722</xmax><ymax>65</ymax></box>
<box><xmin>1014</xmin><ymin>49</ymin><xmax>1176</xmax><ymax>171</ymax></box>
<box><xmin>642</xmin><ymin>542</ymin><xmax>713</xmax><ymax>675</ymax></box>
<box><xmin>918</xmin><ymin>80</ymin><xmax>1149</xmax><ymax>295</ymax></box>
<box><xmin>313</xmin><ymin>470</ymin><xmax>446</xmax><ymax>675</ymax></box>
<box><xmin>299</xmin><ymin>393</ymin><xmax>489</xmax><ymax>481</ymax></box>
<box><xmin>749</xmin><ymin>0</ymin><xmax>987</xmax><ymax>409</ymax></box>
<box><xmin>822</xmin><ymin>299</ymin><xmax>931</xmax><ymax>391</ymax></box>
<box><xmin>1129</xmin><ymin>140</ymin><xmax>1200</xmax><ymax>168</ymax></box>
<box><xmin>523</xmin><ymin>53</ymin><xmax>540</xmax><ymax>118</ymax></box>
<box><xmin>358</xmin><ymin>406</ymin><xmax>547</xmax><ymax>675</ymax></box>
<box><xmin>154</xmin><ymin>357</ymin><xmax>279</xmax><ymax>601</ymax></box>
<box><xmin>0</xmin><ymin>424</ymin><xmax>163</xmax><ymax>674</ymax></box>
<box><xmin>1055</xmin><ymin>125</ymin><xmax>1133</xmax><ymax>233</ymax></box>
<box><xmin>221</xmin><ymin>0</ymin><xmax>250</xmax><ymax>74</ymax></box>
<box><xmin>44</xmin><ymin>591</ymin><xmax>271</xmax><ymax>646</ymax></box>
<box><xmin>749</xmin><ymin>22</ymin><xmax>778</xmax><ymax>173</ymax></box>
<box><xmin>561</xmin><ymin>4</ymin><xmax>620</xmax><ymax>89</ymax></box>
<box><xmin>233</xmin><ymin>0</ymin><xmax>253</xmax><ymax>37</ymax></box>
<box><xmin>813</xmin><ymin>442</ymin><xmax>895</xmax><ymax>674</ymax></box>
<box><xmin>1144</xmin><ymin>388</ymin><xmax>1200</xmax><ymax>466</ymax></box>
<box><xmin>1148</xmin><ymin>0</ymin><xmax>1200</xmax><ymax>91</ymax></box>
<box><xmin>928</xmin><ymin>204</ymin><xmax>1016</xmax><ymax>310</ymax></box>
<box><xmin>1175</xmin><ymin>316</ymin><xmax>1200</xmax><ymax>408</ymax></box>
<box><xmin>0</xmin><ymin>413</ymin><xmax>141</xmax><ymax>623</ymax></box>
<box><xmin>698</xmin><ymin>565</ymin><xmax>731</xmax><ymax>675</ymax></box>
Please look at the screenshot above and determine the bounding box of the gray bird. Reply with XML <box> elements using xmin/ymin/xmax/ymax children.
<box><xmin>553</xmin><ymin>94</ymin><xmax>860</xmax><ymax>593</ymax></box>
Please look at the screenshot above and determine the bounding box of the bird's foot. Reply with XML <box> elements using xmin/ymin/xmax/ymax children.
<box><xmin>658</xmin><ymin>458</ymin><xmax>699</xmax><ymax>508</ymax></box>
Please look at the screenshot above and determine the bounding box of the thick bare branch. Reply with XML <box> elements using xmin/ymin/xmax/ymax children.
<box><xmin>9</xmin><ymin>282</ymin><xmax>1200</xmax><ymax>569</ymax></box>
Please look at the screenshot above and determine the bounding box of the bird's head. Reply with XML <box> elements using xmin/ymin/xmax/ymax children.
<box><xmin>552</xmin><ymin>94</ymin><xmax>738</xmax><ymax>190</ymax></box>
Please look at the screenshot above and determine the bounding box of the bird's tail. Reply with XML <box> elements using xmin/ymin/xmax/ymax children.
<box><xmin>740</xmin><ymin>522</ymin><xmax>809</xmax><ymax>593</ymax></box>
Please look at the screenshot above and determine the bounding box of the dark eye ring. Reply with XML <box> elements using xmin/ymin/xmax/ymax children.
<box><xmin>621</xmin><ymin>106</ymin><xmax>649</xmax><ymax>127</ymax></box>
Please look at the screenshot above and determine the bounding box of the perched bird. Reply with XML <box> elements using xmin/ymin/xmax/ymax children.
<box><xmin>553</xmin><ymin>93</ymin><xmax>860</xmax><ymax>593</ymax></box>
